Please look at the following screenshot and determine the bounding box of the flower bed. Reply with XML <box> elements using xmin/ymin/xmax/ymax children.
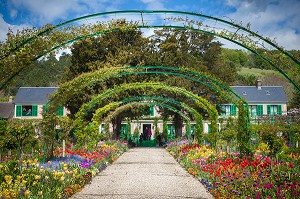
<box><xmin>166</xmin><ymin>138</ymin><xmax>299</xmax><ymax>199</ymax></box>
<box><xmin>0</xmin><ymin>141</ymin><xmax>127</xmax><ymax>198</ymax></box>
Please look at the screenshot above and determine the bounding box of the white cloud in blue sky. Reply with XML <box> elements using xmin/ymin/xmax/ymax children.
<box><xmin>0</xmin><ymin>0</ymin><xmax>299</xmax><ymax>50</ymax></box>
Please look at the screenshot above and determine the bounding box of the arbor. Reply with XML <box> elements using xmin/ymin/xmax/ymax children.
<box><xmin>149</xmin><ymin>29</ymin><xmax>237</xmax><ymax>137</ymax></box>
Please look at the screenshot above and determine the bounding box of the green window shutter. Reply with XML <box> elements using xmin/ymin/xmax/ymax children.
<box><xmin>32</xmin><ymin>105</ymin><xmax>38</xmax><ymax>116</ymax></box>
<box><xmin>277</xmin><ymin>105</ymin><xmax>282</xmax><ymax>115</ymax></box>
<box><xmin>207</xmin><ymin>124</ymin><xmax>211</xmax><ymax>133</ymax></box>
<box><xmin>267</xmin><ymin>105</ymin><xmax>271</xmax><ymax>115</ymax></box>
<box><xmin>150</xmin><ymin>106</ymin><xmax>154</xmax><ymax>116</ymax></box>
<box><xmin>57</xmin><ymin>106</ymin><xmax>64</xmax><ymax>116</ymax></box>
<box><xmin>257</xmin><ymin>105</ymin><xmax>263</xmax><ymax>116</ymax></box>
<box><xmin>230</xmin><ymin>105</ymin><xmax>237</xmax><ymax>116</ymax></box>
<box><xmin>43</xmin><ymin>103</ymin><xmax>49</xmax><ymax>112</ymax></box>
<box><xmin>16</xmin><ymin>105</ymin><xmax>22</xmax><ymax>117</ymax></box>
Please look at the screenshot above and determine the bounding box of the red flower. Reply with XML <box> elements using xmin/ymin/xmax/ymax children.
<box><xmin>289</xmin><ymin>162</ymin><xmax>294</xmax><ymax>168</ymax></box>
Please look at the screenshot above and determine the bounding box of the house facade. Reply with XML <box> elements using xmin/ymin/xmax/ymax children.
<box><xmin>220</xmin><ymin>81</ymin><xmax>288</xmax><ymax>120</ymax></box>
<box><xmin>13</xmin><ymin>87</ymin><xmax>67</xmax><ymax>119</ymax></box>
<box><xmin>12</xmin><ymin>82</ymin><xmax>288</xmax><ymax>140</ymax></box>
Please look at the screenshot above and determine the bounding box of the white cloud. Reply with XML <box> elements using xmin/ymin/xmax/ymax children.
<box><xmin>0</xmin><ymin>14</ymin><xmax>29</xmax><ymax>41</ymax></box>
<box><xmin>225</xmin><ymin>0</ymin><xmax>300</xmax><ymax>50</ymax></box>
<box><xmin>8</xmin><ymin>0</ymin><xmax>114</xmax><ymax>25</ymax></box>
<box><xmin>140</xmin><ymin>0</ymin><xmax>166</xmax><ymax>10</ymax></box>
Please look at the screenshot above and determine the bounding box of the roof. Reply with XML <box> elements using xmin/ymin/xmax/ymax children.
<box><xmin>0</xmin><ymin>102</ymin><xmax>14</xmax><ymax>119</ymax></box>
<box><xmin>231</xmin><ymin>86</ymin><xmax>288</xmax><ymax>103</ymax></box>
<box><xmin>14</xmin><ymin>87</ymin><xmax>58</xmax><ymax>104</ymax></box>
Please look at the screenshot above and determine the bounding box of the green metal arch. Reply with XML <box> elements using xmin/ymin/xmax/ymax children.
<box><xmin>78</xmin><ymin>82</ymin><xmax>218</xmax><ymax>120</ymax></box>
<box><xmin>100</xmin><ymin>101</ymin><xmax>192</xmax><ymax>139</ymax></box>
<box><xmin>92</xmin><ymin>95</ymin><xmax>202</xmax><ymax>123</ymax></box>
<box><xmin>28</xmin><ymin>24</ymin><xmax>299</xmax><ymax>92</ymax></box>
<box><xmin>2</xmin><ymin>10</ymin><xmax>299</xmax><ymax>92</ymax></box>
<box><xmin>51</xmin><ymin>65</ymin><xmax>246</xmax><ymax>112</ymax></box>
<box><xmin>6</xmin><ymin>10</ymin><xmax>299</xmax><ymax>65</ymax></box>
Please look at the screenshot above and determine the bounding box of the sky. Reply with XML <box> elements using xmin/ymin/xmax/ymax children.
<box><xmin>0</xmin><ymin>0</ymin><xmax>299</xmax><ymax>50</ymax></box>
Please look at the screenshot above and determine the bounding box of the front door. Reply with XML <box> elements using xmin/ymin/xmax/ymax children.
<box><xmin>143</xmin><ymin>124</ymin><xmax>152</xmax><ymax>140</ymax></box>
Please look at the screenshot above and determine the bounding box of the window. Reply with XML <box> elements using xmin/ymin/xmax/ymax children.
<box><xmin>267</xmin><ymin>105</ymin><xmax>282</xmax><ymax>115</ymax></box>
<box><xmin>249</xmin><ymin>105</ymin><xmax>257</xmax><ymax>117</ymax></box>
<box><xmin>16</xmin><ymin>105</ymin><xmax>38</xmax><ymax>117</ymax></box>
<box><xmin>220</xmin><ymin>105</ymin><xmax>236</xmax><ymax>116</ymax></box>
<box><xmin>220</xmin><ymin>105</ymin><xmax>230</xmax><ymax>116</ymax></box>
<box><xmin>249</xmin><ymin>105</ymin><xmax>263</xmax><ymax>117</ymax></box>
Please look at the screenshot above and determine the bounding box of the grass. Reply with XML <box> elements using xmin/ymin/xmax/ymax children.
<box><xmin>238</xmin><ymin>67</ymin><xmax>280</xmax><ymax>77</ymax></box>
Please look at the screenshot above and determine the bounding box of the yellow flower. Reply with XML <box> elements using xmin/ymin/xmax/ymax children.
<box><xmin>17</xmin><ymin>175</ymin><xmax>22</xmax><ymax>181</ymax></box>
<box><xmin>24</xmin><ymin>190</ymin><xmax>30</xmax><ymax>197</ymax></box>
<box><xmin>34</xmin><ymin>175</ymin><xmax>41</xmax><ymax>180</ymax></box>
<box><xmin>45</xmin><ymin>176</ymin><xmax>49</xmax><ymax>180</ymax></box>
<box><xmin>40</xmin><ymin>166</ymin><xmax>44</xmax><ymax>169</ymax></box>
<box><xmin>4</xmin><ymin>175</ymin><xmax>13</xmax><ymax>184</ymax></box>
<box><xmin>60</xmin><ymin>176</ymin><xmax>65</xmax><ymax>182</ymax></box>
<box><xmin>38</xmin><ymin>191</ymin><xmax>43</xmax><ymax>196</ymax></box>
<box><xmin>21</xmin><ymin>180</ymin><xmax>27</xmax><ymax>186</ymax></box>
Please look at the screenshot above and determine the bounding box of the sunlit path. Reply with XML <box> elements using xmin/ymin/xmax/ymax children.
<box><xmin>72</xmin><ymin>148</ymin><xmax>213</xmax><ymax>199</ymax></box>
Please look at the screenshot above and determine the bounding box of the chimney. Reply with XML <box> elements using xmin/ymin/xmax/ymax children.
<box><xmin>256</xmin><ymin>80</ymin><xmax>262</xmax><ymax>90</ymax></box>
<box><xmin>9</xmin><ymin>96</ymin><xmax>13</xmax><ymax>103</ymax></box>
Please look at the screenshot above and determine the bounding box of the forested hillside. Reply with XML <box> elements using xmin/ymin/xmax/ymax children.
<box><xmin>1</xmin><ymin>53</ymin><xmax>71</xmax><ymax>97</ymax></box>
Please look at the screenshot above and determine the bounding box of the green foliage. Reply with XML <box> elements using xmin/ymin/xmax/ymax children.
<box><xmin>133</xmin><ymin>127</ymin><xmax>139</xmax><ymax>140</ymax></box>
<box><xmin>4</xmin><ymin>54</ymin><xmax>70</xmax><ymax>96</ymax></box>
<box><xmin>163</xmin><ymin>119</ymin><xmax>168</xmax><ymax>141</ymax></box>
<box><xmin>220</xmin><ymin>117</ymin><xmax>237</xmax><ymax>143</ymax></box>
<box><xmin>256</xmin><ymin>124</ymin><xmax>285</xmax><ymax>156</ymax></box>
<box><xmin>7</xmin><ymin>119</ymin><xmax>36</xmax><ymax>157</ymax></box>
<box><xmin>0</xmin><ymin>120</ymin><xmax>8</xmax><ymax>149</ymax></box>
<box><xmin>237</xmin><ymin>103</ymin><xmax>252</xmax><ymax>155</ymax></box>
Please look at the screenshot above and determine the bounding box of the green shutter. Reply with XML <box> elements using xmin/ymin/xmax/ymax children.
<box><xmin>267</xmin><ymin>105</ymin><xmax>271</xmax><ymax>115</ymax></box>
<box><xmin>208</xmin><ymin>124</ymin><xmax>211</xmax><ymax>133</ymax></box>
<box><xmin>57</xmin><ymin>106</ymin><xmax>64</xmax><ymax>116</ymax></box>
<box><xmin>277</xmin><ymin>105</ymin><xmax>282</xmax><ymax>115</ymax></box>
<box><xmin>257</xmin><ymin>105</ymin><xmax>263</xmax><ymax>116</ymax></box>
<box><xmin>230</xmin><ymin>105</ymin><xmax>237</xmax><ymax>116</ymax></box>
<box><xmin>43</xmin><ymin>103</ymin><xmax>49</xmax><ymax>112</ymax></box>
<box><xmin>32</xmin><ymin>105</ymin><xmax>38</xmax><ymax>116</ymax></box>
<box><xmin>16</xmin><ymin>105</ymin><xmax>22</xmax><ymax>117</ymax></box>
<box><xmin>150</xmin><ymin>106</ymin><xmax>154</xmax><ymax>116</ymax></box>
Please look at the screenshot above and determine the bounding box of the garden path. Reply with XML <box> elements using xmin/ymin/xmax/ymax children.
<box><xmin>72</xmin><ymin>147</ymin><xmax>214</xmax><ymax>199</ymax></box>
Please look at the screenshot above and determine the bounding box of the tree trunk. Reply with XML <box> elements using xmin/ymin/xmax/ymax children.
<box><xmin>174</xmin><ymin>113</ymin><xmax>183</xmax><ymax>138</ymax></box>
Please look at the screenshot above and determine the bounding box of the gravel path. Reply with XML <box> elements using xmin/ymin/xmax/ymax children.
<box><xmin>72</xmin><ymin>147</ymin><xmax>214</xmax><ymax>199</ymax></box>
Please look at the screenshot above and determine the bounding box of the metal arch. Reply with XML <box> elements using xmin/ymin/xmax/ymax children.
<box><xmin>101</xmin><ymin>101</ymin><xmax>192</xmax><ymax>139</ymax></box>
<box><xmin>5</xmin><ymin>10</ymin><xmax>299</xmax><ymax>66</ymax></box>
<box><xmin>51</xmin><ymin>65</ymin><xmax>246</xmax><ymax>109</ymax></box>
<box><xmin>82</xmin><ymin>82</ymin><xmax>218</xmax><ymax>120</ymax></box>
<box><xmin>103</xmin><ymin>101</ymin><xmax>191</xmax><ymax>123</ymax></box>
<box><xmin>92</xmin><ymin>95</ymin><xmax>202</xmax><ymax>122</ymax></box>
<box><xmin>26</xmin><ymin>24</ymin><xmax>299</xmax><ymax>92</ymax></box>
<box><xmin>2</xmin><ymin>10</ymin><xmax>299</xmax><ymax>92</ymax></box>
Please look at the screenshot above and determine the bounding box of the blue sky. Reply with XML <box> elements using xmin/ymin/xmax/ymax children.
<box><xmin>0</xmin><ymin>0</ymin><xmax>299</xmax><ymax>50</ymax></box>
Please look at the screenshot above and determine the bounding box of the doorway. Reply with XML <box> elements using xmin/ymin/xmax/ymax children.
<box><xmin>142</xmin><ymin>124</ymin><xmax>152</xmax><ymax>140</ymax></box>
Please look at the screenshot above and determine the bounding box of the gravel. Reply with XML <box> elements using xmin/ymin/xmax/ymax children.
<box><xmin>71</xmin><ymin>147</ymin><xmax>214</xmax><ymax>199</ymax></box>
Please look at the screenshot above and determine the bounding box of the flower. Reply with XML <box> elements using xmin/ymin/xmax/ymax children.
<box><xmin>4</xmin><ymin>175</ymin><xmax>13</xmax><ymax>184</ymax></box>
<box><xmin>24</xmin><ymin>190</ymin><xmax>30</xmax><ymax>197</ymax></box>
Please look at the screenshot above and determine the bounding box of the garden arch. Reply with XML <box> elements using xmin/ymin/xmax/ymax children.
<box><xmin>90</xmin><ymin>95</ymin><xmax>204</xmax><ymax>141</ymax></box>
<box><xmin>1</xmin><ymin>10</ymin><xmax>299</xmax><ymax>92</ymax></box>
